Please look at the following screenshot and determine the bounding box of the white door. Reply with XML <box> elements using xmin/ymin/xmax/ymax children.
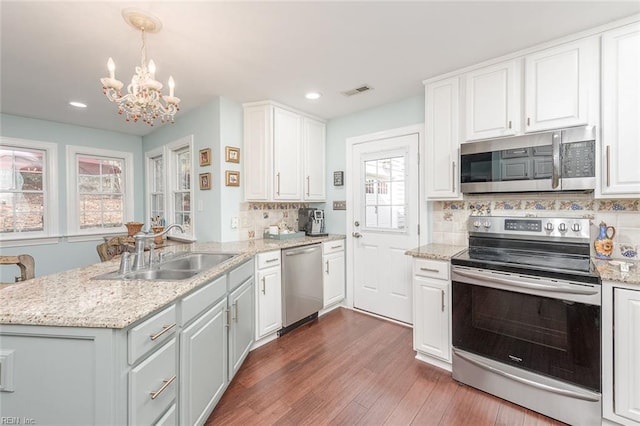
<box><xmin>351</xmin><ymin>133</ymin><xmax>419</xmax><ymax>324</ymax></box>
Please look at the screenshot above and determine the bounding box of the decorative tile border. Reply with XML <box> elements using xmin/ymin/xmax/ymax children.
<box><xmin>247</xmin><ymin>202</ymin><xmax>310</xmax><ymax>210</ymax></box>
<box><xmin>494</xmin><ymin>200</ymin><xmax>522</xmax><ymax>210</ymax></box>
<box><xmin>598</xmin><ymin>199</ymin><xmax>639</xmax><ymax>211</ymax></box>
<box><xmin>524</xmin><ymin>200</ymin><xmax>556</xmax><ymax>210</ymax></box>
<box><xmin>559</xmin><ymin>199</ymin><xmax>595</xmax><ymax>211</ymax></box>
<box><xmin>468</xmin><ymin>201</ymin><xmax>491</xmax><ymax>216</ymax></box>
<box><xmin>443</xmin><ymin>201</ymin><xmax>465</xmax><ymax>210</ymax></box>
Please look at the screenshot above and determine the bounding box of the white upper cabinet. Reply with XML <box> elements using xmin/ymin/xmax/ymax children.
<box><xmin>243</xmin><ymin>101</ymin><xmax>326</xmax><ymax>202</ymax></box>
<box><xmin>302</xmin><ymin>117</ymin><xmax>326</xmax><ymax>201</ymax></box>
<box><xmin>273</xmin><ymin>107</ymin><xmax>303</xmax><ymax>200</ymax></box>
<box><xmin>524</xmin><ymin>37</ymin><xmax>598</xmax><ymax>132</ymax></box>
<box><xmin>425</xmin><ymin>77</ymin><xmax>461</xmax><ymax>199</ymax></box>
<box><xmin>599</xmin><ymin>22</ymin><xmax>640</xmax><ymax>197</ymax></box>
<box><xmin>465</xmin><ymin>59</ymin><xmax>521</xmax><ymax>141</ymax></box>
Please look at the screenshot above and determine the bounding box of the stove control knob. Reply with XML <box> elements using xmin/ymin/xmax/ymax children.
<box><xmin>483</xmin><ymin>221</ymin><xmax>491</xmax><ymax>229</ymax></box>
<box><xmin>545</xmin><ymin>222</ymin><xmax>554</xmax><ymax>232</ymax></box>
<box><xmin>571</xmin><ymin>223</ymin><xmax>582</xmax><ymax>232</ymax></box>
<box><xmin>473</xmin><ymin>220</ymin><xmax>481</xmax><ymax>229</ymax></box>
<box><xmin>558</xmin><ymin>223</ymin><xmax>568</xmax><ymax>233</ymax></box>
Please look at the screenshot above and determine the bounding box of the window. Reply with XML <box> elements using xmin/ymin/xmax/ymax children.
<box><xmin>0</xmin><ymin>138</ymin><xmax>59</xmax><ymax>243</ymax></box>
<box><xmin>67</xmin><ymin>146</ymin><xmax>134</xmax><ymax>238</ymax></box>
<box><xmin>167</xmin><ymin>138</ymin><xmax>194</xmax><ymax>240</ymax></box>
<box><xmin>146</xmin><ymin>150</ymin><xmax>165</xmax><ymax>223</ymax></box>
<box><xmin>364</xmin><ymin>155</ymin><xmax>406</xmax><ymax>230</ymax></box>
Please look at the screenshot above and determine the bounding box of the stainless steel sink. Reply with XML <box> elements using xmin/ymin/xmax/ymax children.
<box><xmin>93</xmin><ymin>252</ymin><xmax>239</xmax><ymax>281</ymax></box>
<box><xmin>159</xmin><ymin>253</ymin><xmax>236</xmax><ymax>271</ymax></box>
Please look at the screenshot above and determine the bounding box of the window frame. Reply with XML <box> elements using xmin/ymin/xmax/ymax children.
<box><xmin>66</xmin><ymin>145</ymin><xmax>134</xmax><ymax>240</ymax></box>
<box><xmin>0</xmin><ymin>137</ymin><xmax>59</xmax><ymax>247</ymax></box>
<box><xmin>165</xmin><ymin>136</ymin><xmax>195</xmax><ymax>241</ymax></box>
<box><xmin>145</xmin><ymin>147</ymin><xmax>166</xmax><ymax>228</ymax></box>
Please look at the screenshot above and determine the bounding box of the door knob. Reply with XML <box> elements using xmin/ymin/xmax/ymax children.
<box><xmin>352</xmin><ymin>232</ymin><xmax>362</xmax><ymax>238</ymax></box>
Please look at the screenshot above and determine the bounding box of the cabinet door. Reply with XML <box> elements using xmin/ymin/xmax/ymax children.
<box><xmin>614</xmin><ymin>288</ymin><xmax>640</xmax><ymax>423</ymax></box>
<box><xmin>256</xmin><ymin>266</ymin><xmax>282</xmax><ymax>339</ymax></box>
<box><xmin>465</xmin><ymin>60</ymin><xmax>520</xmax><ymax>141</ymax></box>
<box><xmin>323</xmin><ymin>251</ymin><xmax>345</xmax><ymax>308</ymax></box>
<box><xmin>303</xmin><ymin>117</ymin><xmax>326</xmax><ymax>201</ymax></box>
<box><xmin>243</xmin><ymin>104</ymin><xmax>272</xmax><ymax>201</ymax></box>
<box><xmin>413</xmin><ymin>276</ymin><xmax>450</xmax><ymax>361</ymax></box>
<box><xmin>229</xmin><ymin>278</ymin><xmax>254</xmax><ymax>380</ymax></box>
<box><xmin>425</xmin><ymin>77</ymin><xmax>461</xmax><ymax>199</ymax></box>
<box><xmin>524</xmin><ymin>38</ymin><xmax>596</xmax><ymax>132</ymax></box>
<box><xmin>273</xmin><ymin>107</ymin><xmax>302</xmax><ymax>200</ymax></box>
<box><xmin>600</xmin><ymin>22</ymin><xmax>640</xmax><ymax>197</ymax></box>
<box><xmin>180</xmin><ymin>298</ymin><xmax>227</xmax><ymax>426</ymax></box>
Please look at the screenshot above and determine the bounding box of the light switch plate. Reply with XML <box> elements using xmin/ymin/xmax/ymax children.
<box><xmin>333</xmin><ymin>201</ymin><xmax>346</xmax><ymax>210</ymax></box>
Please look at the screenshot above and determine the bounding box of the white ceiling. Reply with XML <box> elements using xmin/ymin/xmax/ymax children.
<box><xmin>1</xmin><ymin>1</ymin><xmax>639</xmax><ymax>137</ymax></box>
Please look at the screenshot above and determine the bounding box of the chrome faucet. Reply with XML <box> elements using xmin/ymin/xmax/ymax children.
<box><xmin>131</xmin><ymin>224</ymin><xmax>185</xmax><ymax>271</ymax></box>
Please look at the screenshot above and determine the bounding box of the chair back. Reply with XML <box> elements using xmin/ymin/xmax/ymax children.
<box><xmin>0</xmin><ymin>254</ymin><xmax>35</xmax><ymax>284</ymax></box>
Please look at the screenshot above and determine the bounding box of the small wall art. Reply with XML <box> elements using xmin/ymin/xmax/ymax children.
<box><xmin>199</xmin><ymin>172</ymin><xmax>211</xmax><ymax>190</ymax></box>
<box><xmin>225</xmin><ymin>146</ymin><xmax>240</xmax><ymax>163</ymax></box>
<box><xmin>225</xmin><ymin>170</ymin><xmax>240</xmax><ymax>187</ymax></box>
<box><xmin>199</xmin><ymin>148</ymin><xmax>211</xmax><ymax>166</ymax></box>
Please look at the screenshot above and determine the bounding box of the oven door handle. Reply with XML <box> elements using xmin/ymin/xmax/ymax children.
<box><xmin>453</xmin><ymin>349</ymin><xmax>600</xmax><ymax>402</ymax></box>
<box><xmin>453</xmin><ymin>269</ymin><xmax>599</xmax><ymax>296</ymax></box>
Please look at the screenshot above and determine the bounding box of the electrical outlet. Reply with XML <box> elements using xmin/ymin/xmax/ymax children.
<box><xmin>197</xmin><ymin>200</ymin><xmax>204</xmax><ymax>212</ymax></box>
<box><xmin>231</xmin><ymin>217</ymin><xmax>238</xmax><ymax>229</ymax></box>
<box><xmin>333</xmin><ymin>200</ymin><xmax>346</xmax><ymax>210</ymax></box>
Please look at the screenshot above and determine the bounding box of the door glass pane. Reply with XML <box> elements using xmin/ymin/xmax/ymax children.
<box><xmin>362</xmin><ymin>155</ymin><xmax>406</xmax><ymax>230</ymax></box>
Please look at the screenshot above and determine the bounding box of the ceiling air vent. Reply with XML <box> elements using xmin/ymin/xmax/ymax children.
<box><xmin>342</xmin><ymin>85</ymin><xmax>373</xmax><ymax>97</ymax></box>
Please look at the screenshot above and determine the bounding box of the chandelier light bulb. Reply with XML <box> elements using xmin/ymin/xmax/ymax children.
<box><xmin>107</xmin><ymin>57</ymin><xmax>116</xmax><ymax>79</ymax></box>
<box><xmin>148</xmin><ymin>59</ymin><xmax>156</xmax><ymax>79</ymax></box>
<box><xmin>168</xmin><ymin>76</ymin><xmax>175</xmax><ymax>97</ymax></box>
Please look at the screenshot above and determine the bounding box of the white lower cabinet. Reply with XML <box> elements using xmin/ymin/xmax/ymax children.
<box><xmin>412</xmin><ymin>258</ymin><xmax>451</xmax><ymax>370</ymax></box>
<box><xmin>180</xmin><ymin>298</ymin><xmax>227</xmax><ymax>426</ymax></box>
<box><xmin>614</xmin><ymin>287</ymin><xmax>640</xmax><ymax>424</ymax></box>
<box><xmin>228</xmin><ymin>277</ymin><xmax>255</xmax><ymax>380</ymax></box>
<box><xmin>255</xmin><ymin>251</ymin><xmax>282</xmax><ymax>339</ymax></box>
<box><xmin>322</xmin><ymin>240</ymin><xmax>345</xmax><ymax>308</ymax></box>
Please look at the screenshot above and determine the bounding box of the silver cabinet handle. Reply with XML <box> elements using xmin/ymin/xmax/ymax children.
<box><xmin>261</xmin><ymin>276</ymin><xmax>266</xmax><ymax>294</ymax></box>
<box><xmin>352</xmin><ymin>232</ymin><xmax>362</xmax><ymax>238</ymax></box>
<box><xmin>306</xmin><ymin>176</ymin><xmax>310</xmax><ymax>196</ymax></box>
<box><xmin>420</xmin><ymin>267</ymin><xmax>440</xmax><ymax>273</ymax></box>
<box><xmin>331</xmin><ymin>245</ymin><xmax>342</xmax><ymax>249</ymax></box>
<box><xmin>150</xmin><ymin>375</ymin><xmax>176</xmax><ymax>400</ymax></box>
<box><xmin>606</xmin><ymin>145</ymin><xmax>611</xmax><ymax>187</ymax></box>
<box><xmin>452</xmin><ymin>161</ymin><xmax>456</xmax><ymax>192</ymax></box>
<box><xmin>149</xmin><ymin>323</ymin><xmax>176</xmax><ymax>341</ymax></box>
<box><xmin>326</xmin><ymin>260</ymin><xmax>330</xmax><ymax>274</ymax></box>
<box><xmin>527</xmin><ymin>117</ymin><xmax>531</xmax><ymax>126</ymax></box>
<box><xmin>225</xmin><ymin>308</ymin><xmax>230</xmax><ymax>328</ymax></box>
<box><xmin>508</xmin><ymin>120</ymin><xmax>512</xmax><ymax>129</ymax></box>
<box><xmin>441</xmin><ymin>290</ymin><xmax>445</xmax><ymax>312</ymax></box>
<box><xmin>265</xmin><ymin>258</ymin><xmax>278</xmax><ymax>263</ymax></box>
<box><xmin>551</xmin><ymin>132</ymin><xmax>560</xmax><ymax>189</ymax></box>
<box><xmin>232</xmin><ymin>301</ymin><xmax>238</xmax><ymax>322</ymax></box>
<box><xmin>276</xmin><ymin>172</ymin><xmax>281</xmax><ymax>195</ymax></box>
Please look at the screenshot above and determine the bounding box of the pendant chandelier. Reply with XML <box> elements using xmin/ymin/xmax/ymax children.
<box><xmin>100</xmin><ymin>9</ymin><xmax>180</xmax><ymax>126</ymax></box>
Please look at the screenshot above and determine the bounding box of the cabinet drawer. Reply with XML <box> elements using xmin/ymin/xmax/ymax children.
<box><xmin>257</xmin><ymin>251</ymin><xmax>281</xmax><ymax>269</ymax></box>
<box><xmin>181</xmin><ymin>275</ymin><xmax>226</xmax><ymax>326</ymax></box>
<box><xmin>229</xmin><ymin>259</ymin><xmax>254</xmax><ymax>291</ymax></box>
<box><xmin>155</xmin><ymin>404</ymin><xmax>176</xmax><ymax>426</ymax></box>
<box><xmin>130</xmin><ymin>338</ymin><xmax>177</xmax><ymax>426</ymax></box>
<box><xmin>323</xmin><ymin>240</ymin><xmax>345</xmax><ymax>255</ymax></box>
<box><xmin>413</xmin><ymin>259</ymin><xmax>449</xmax><ymax>280</ymax></box>
<box><xmin>129</xmin><ymin>305</ymin><xmax>177</xmax><ymax>365</ymax></box>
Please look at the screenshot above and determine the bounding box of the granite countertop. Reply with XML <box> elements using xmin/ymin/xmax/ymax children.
<box><xmin>0</xmin><ymin>235</ymin><xmax>344</xmax><ymax>329</ymax></box>
<box><xmin>593</xmin><ymin>258</ymin><xmax>640</xmax><ymax>286</ymax></box>
<box><xmin>405</xmin><ymin>243</ymin><xmax>467</xmax><ymax>261</ymax></box>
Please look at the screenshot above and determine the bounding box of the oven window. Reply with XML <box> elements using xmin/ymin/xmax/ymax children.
<box><xmin>452</xmin><ymin>281</ymin><xmax>601</xmax><ymax>391</ymax></box>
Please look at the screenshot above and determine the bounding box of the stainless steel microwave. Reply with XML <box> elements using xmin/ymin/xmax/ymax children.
<box><xmin>459</xmin><ymin>126</ymin><xmax>596</xmax><ymax>194</ymax></box>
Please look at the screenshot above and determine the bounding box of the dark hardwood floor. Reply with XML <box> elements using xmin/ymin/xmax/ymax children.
<box><xmin>206</xmin><ymin>308</ymin><xmax>565</xmax><ymax>425</ymax></box>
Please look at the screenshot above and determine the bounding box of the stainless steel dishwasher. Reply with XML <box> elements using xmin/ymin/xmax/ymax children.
<box><xmin>280</xmin><ymin>243</ymin><xmax>323</xmax><ymax>334</ymax></box>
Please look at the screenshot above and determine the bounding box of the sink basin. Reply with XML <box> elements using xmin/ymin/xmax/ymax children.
<box><xmin>92</xmin><ymin>252</ymin><xmax>239</xmax><ymax>281</ymax></box>
<box><xmin>159</xmin><ymin>253</ymin><xmax>236</xmax><ymax>271</ymax></box>
<box><xmin>123</xmin><ymin>269</ymin><xmax>199</xmax><ymax>281</ymax></box>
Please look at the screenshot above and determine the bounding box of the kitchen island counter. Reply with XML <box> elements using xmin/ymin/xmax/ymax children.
<box><xmin>0</xmin><ymin>235</ymin><xmax>344</xmax><ymax>329</ymax></box>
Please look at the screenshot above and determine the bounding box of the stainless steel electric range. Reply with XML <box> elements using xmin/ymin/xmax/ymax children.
<box><xmin>450</xmin><ymin>216</ymin><xmax>601</xmax><ymax>426</ymax></box>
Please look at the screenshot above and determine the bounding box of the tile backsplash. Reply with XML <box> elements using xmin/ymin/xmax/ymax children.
<box><xmin>237</xmin><ymin>202</ymin><xmax>309</xmax><ymax>241</ymax></box>
<box><xmin>432</xmin><ymin>193</ymin><xmax>640</xmax><ymax>259</ymax></box>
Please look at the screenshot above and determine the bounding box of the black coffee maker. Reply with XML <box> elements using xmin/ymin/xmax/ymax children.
<box><xmin>298</xmin><ymin>208</ymin><xmax>327</xmax><ymax>237</ymax></box>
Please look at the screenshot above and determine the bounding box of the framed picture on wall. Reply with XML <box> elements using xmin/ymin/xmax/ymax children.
<box><xmin>199</xmin><ymin>148</ymin><xmax>211</xmax><ymax>166</ymax></box>
<box><xmin>225</xmin><ymin>146</ymin><xmax>240</xmax><ymax>163</ymax></box>
<box><xmin>199</xmin><ymin>172</ymin><xmax>211</xmax><ymax>190</ymax></box>
<box><xmin>225</xmin><ymin>170</ymin><xmax>240</xmax><ymax>187</ymax></box>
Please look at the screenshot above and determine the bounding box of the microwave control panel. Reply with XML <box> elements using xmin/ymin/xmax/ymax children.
<box><xmin>562</xmin><ymin>141</ymin><xmax>595</xmax><ymax>178</ymax></box>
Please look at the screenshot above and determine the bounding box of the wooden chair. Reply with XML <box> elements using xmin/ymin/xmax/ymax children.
<box><xmin>97</xmin><ymin>236</ymin><xmax>136</xmax><ymax>262</ymax></box>
<box><xmin>0</xmin><ymin>254</ymin><xmax>35</xmax><ymax>284</ymax></box>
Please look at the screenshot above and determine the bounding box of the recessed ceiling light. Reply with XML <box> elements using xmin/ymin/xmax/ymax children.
<box><xmin>69</xmin><ymin>101</ymin><xmax>87</xmax><ymax>108</ymax></box>
<box><xmin>305</xmin><ymin>92</ymin><xmax>321</xmax><ymax>100</ymax></box>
